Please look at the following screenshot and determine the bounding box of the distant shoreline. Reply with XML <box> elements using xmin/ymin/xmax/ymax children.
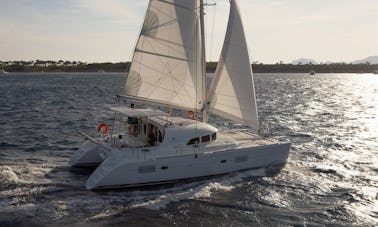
<box><xmin>1</xmin><ymin>61</ymin><xmax>377</xmax><ymax>74</ymax></box>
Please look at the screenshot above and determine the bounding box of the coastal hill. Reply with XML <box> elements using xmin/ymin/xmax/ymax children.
<box><xmin>291</xmin><ymin>58</ymin><xmax>318</xmax><ymax>65</ymax></box>
<box><xmin>291</xmin><ymin>56</ymin><xmax>378</xmax><ymax>65</ymax></box>
<box><xmin>352</xmin><ymin>56</ymin><xmax>378</xmax><ymax>64</ymax></box>
<box><xmin>1</xmin><ymin>59</ymin><xmax>377</xmax><ymax>73</ymax></box>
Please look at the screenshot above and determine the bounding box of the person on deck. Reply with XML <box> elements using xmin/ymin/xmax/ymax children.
<box><xmin>188</xmin><ymin>110</ymin><xmax>197</xmax><ymax>120</ymax></box>
<box><xmin>167</xmin><ymin>107</ymin><xmax>173</xmax><ymax>116</ymax></box>
<box><xmin>115</xmin><ymin>135</ymin><xmax>125</xmax><ymax>148</ymax></box>
<box><xmin>128</xmin><ymin>103</ymin><xmax>138</xmax><ymax>135</ymax></box>
<box><xmin>147</xmin><ymin>128</ymin><xmax>156</xmax><ymax>146</ymax></box>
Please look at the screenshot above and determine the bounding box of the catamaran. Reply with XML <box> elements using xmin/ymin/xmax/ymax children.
<box><xmin>70</xmin><ymin>0</ymin><xmax>290</xmax><ymax>189</ymax></box>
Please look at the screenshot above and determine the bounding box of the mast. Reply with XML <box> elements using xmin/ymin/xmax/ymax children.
<box><xmin>200</xmin><ymin>0</ymin><xmax>208</xmax><ymax>122</ymax></box>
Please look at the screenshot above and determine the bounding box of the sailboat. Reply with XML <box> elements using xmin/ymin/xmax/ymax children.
<box><xmin>70</xmin><ymin>0</ymin><xmax>290</xmax><ymax>189</ymax></box>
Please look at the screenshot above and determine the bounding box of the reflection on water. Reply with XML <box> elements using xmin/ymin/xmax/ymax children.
<box><xmin>0</xmin><ymin>73</ymin><xmax>377</xmax><ymax>226</ymax></box>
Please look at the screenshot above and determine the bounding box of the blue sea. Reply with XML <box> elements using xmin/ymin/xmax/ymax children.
<box><xmin>0</xmin><ymin>72</ymin><xmax>377</xmax><ymax>226</ymax></box>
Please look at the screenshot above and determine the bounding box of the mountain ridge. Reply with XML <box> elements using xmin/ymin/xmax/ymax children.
<box><xmin>291</xmin><ymin>56</ymin><xmax>378</xmax><ymax>65</ymax></box>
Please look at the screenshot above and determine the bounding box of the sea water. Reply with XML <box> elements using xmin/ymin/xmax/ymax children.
<box><xmin>0</xmin><ymin>72</ymin><xmax>377</xmax><ymax>226</ymax></box>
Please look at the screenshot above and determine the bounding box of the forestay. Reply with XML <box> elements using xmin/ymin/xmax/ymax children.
<box><xmin>125</xmin><ymin>0</ymin><xmax>203</xmax><ymax>111</ymax></box>
<box><xmin>206</xmin><ymin>0</ymin><xmax>259</xmax><ymax>130</ymax></box>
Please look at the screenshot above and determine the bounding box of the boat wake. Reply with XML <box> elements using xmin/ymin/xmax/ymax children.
<box><xmin>0</xmin><ymin>166</ymin><xmax>20</xmax><ymax>184</ymax></box>
<box><xmin>127</xmin><ymin>167</ymin><xmax>270</xmax><ymax>210</ymax></box>
<box><xmin>82</xmin><ymin>167</ymin><xmax>274</xmax><ymax>223</ymax></box>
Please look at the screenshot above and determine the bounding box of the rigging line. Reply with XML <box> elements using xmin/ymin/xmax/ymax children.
<box><xmin>155</xmin><ymin>0</ymin><xmax>198</xmax><ymax>14</ymax></box>
<box><xmin>140</xmin><ymin>3</ymin><xmax>201</xmax><ymax>84</ymax></box>
<box><xmin>133</xmin><ymin>61</ymin><xmax>198</xmax><ymax>102</ymax></box>
<box><xmin>135</xmin><ymin>15</ymin><xmax>202</xmax><ymax>105</ymax></box>
<box><xmin>132</xmin><ymin>59</ymin><xmax>194</xmax><ymax>88</ymax></box>
<box><xmin>195</xmin><ymin>1</ymin><xmax>201</xmax><ymax>140</ymax></box>
<box><xmin>128</xmin><ymin>1</ymin><xmax>151</xmax><ymax>70</ymax></box>
<box><xmin>143</xmin><ymin>35</ymin><xmax>189</xmax><ymax>50</ymax></box>
<box><xmin>205</xmin><ymin>0</ymin><xmax>208</xmax><ymax>61</ymax></box>
<box><xmin>141</xmin><ymin>25</ymin><xmax>195</xmax><ymax>76</ymax></box>
<box><xmin>210</xmin><ymin>101</ymin><xmax>255</xmax><ymax>111</ymax></box>
<box><xmin>110</xmin><ymin>97</ymin><xmax>122</xmax><ymax>140</ymax></box>
<box><xmin>142</xmin><ymin>19</ymin><xmax>176</xmax><ymax>34</ymax></box>
<box><xmin>209</xmin><ymin>0</ymin><xmax>216</xmax><ymax>62</ymax></box>
<box><xmin>137</xmin><ymin>38</ymin><xmax>193</xmax><ymax>94</ymax></box>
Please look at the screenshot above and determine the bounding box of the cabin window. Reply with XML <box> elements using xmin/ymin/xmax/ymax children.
<box><xmin>220</xmin><ymin>160</ymin><xmax>227</xmax><ymax>163</ymax></box>
<box><xmin>161</xmin><ymin>166</ymin><xmax>168</xmax><ymax>170</ymax></box>
<box><xmin>158</xmin><ymin>130</ymin><xmax>163</xmax><ymax>142</ymax></box>
<box><xmin>212</xmin><ymin>133</ymin><xmax>217</xmax><ymax>141</ymax></box>
<box><xmin>138</xmin><ymin>165</ymin><xmax>156</xmax><ymax>173</ymax></box>
<box><xmin>202</xmin><ymin>135</ymin><xmax>210</xmax><ymax>143</ymax></box>
<box><xmin>187</xmin><ymin>137</ymin><xmax>200</xmax><ymax>145</ymax></box>
<box><xmin>143</xmin><ymin>124</ymin><xmax>146</xmax><ymax>135</ymax></box>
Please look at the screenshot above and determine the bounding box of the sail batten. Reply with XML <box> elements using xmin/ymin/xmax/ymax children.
<box><xmin>135</xmin><ymin>49</ymin><xmax>189</xmax><ymax>62</ymax></box>
<box><xmin>206</xmin><ymin>0</ymin><xmax>259</xmax><ymax>130</ymax></box>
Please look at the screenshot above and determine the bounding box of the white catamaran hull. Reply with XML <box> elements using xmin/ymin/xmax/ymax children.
<box><xmin>70</xmin><ymin>0</ymin><xmax>292</xmax><ymax>190</ymax></box>
<box><xmin>70</xmin><ymin>141</ymin><xmax>108</xmax><ymax>167</ymax></box>
<box><xmin>86</xmin><ymin>143</ymin><xmax>290</xmax><ymax>189</ymax></box>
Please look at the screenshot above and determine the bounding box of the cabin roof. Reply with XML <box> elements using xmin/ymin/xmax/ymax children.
<box><xmin>165</xmin><ymin>117</ymin><xmax>218</xmax><ymax>136</ymax></box>
<box><xmin>111</xmin><ymin>107</ymin><xmax>167</xmax><ymax>117</ymax></box>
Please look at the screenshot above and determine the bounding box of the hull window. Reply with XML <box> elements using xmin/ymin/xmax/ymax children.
<box><xmin>220</xmin><ymin>160</ymin><xmax>227</xmax><ymax>163</ymax></box>
<box><xmin>138</xmin><ymin>165</ymin><xmax>156</xmax><ymax>173</ymax></box>
<box><xmin>161</xmin><ymin>166</ymin><xmax>168</xmax><ymax>170</ymax></box>
<box><xmin>235</xmin><ymin>156</ymin><xmax>248</xmax><ymax>163</ymax></box>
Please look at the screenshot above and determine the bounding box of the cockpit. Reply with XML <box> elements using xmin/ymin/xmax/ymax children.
<box><xmin>108</xmin><ymin>106</ymin><xmax>218</xmax><ymax>149</ymax></box>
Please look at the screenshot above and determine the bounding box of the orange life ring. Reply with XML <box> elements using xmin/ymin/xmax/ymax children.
<box><xmin>97</xmin><ymin>123</ymin><xmax>109</xmax><ymax>135</ymax></box>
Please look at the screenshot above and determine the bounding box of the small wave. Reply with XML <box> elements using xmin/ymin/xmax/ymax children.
<box><xmin>312</xmin><ymin>168</ymin><xmax>338</xmax><ymax>175</ymax></box>
<box><xmin>0</xmin><ymin>166</ymin><xmax>20</xmax><ymax>184</ymax></box>
<box><xmin>0</xmin><ymin>142</ymin><xmax>19</xmax><ymax>148</ymax></box>
<box><xmin>23</xmin><ymin>147</ymin><xmax>37</xmax><ymax>152</ymax></box>
<box><xmin>128</xmin><ymin>180</ymin><xmax>236</xmax><ymax>210</ymax></box>
<box><xmin>0</xmin><ymin>203</ymin><xmax>37</xmax><ymax>214</ymax></box>
<box><xmin>260</xmin><ymin>190</ymin><xmax>290</xmax><ymax>208</ymax></box>
<box><xmin>190</xmin><ymin>182</ymin><xmax>234</xmax><ymax>199</ymax></box>
<box><xmin>310</xmin><ymin>167</ymin><xmax>345</xmax><ymax>179</ymax></box>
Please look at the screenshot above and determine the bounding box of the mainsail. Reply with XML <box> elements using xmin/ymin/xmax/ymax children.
<box><xmin>206</xmin><ymin>0</ymin><xmax>259</xmax><ymax>130</ymax></box>
<box><xmin>124</xmin><ymin>0</ymin><xmax>203</xmax><ymax>111</ymax></box>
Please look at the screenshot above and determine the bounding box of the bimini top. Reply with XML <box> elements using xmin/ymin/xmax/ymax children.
<box><xmin>111</xmin><ymin>106</ymin><xmax>167</xmax><ymax>117</ymax></box>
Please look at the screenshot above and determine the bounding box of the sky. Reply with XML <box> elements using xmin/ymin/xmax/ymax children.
<box><xmin>0</xmin><ymin>0</ymin><xmax>377</xmax><ymax>64</ymax></box>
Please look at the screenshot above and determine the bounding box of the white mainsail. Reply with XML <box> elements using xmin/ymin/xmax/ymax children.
<box><xmin>206</xmin><ymin>0</ymin><xmax>259</xmax><ymax>130</ymax></box>
<box><xmin>125</xmin><ymin>0</ymin><xmax>203</xmax><ymax>111</ymax></box>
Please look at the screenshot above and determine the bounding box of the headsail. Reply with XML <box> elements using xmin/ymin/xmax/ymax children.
<box><xmin>124</xmin><ymin>0</ymin><xmax>203</xmax><ymax>111</ymax></box>
<box><xmin>206</xmin><ymin>0</ymin><xmax>259</xmax><ymax>130</ymax></box>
